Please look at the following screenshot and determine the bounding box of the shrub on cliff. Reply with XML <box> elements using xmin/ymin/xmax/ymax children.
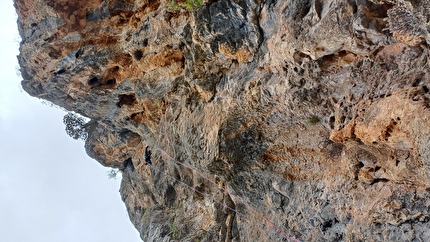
<box><xmin>63</xmin><ymin>112</ymin><xmax>88</xmax><ymax>140</ymax></box>
<box><xmin>168</xmin><ymin>0</ymin><xmax>203</xmax><ymax>11</ymax></box>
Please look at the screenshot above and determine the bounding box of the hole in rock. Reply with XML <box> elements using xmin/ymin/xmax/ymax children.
<box><xmin>75</xmin><ymin>49</ymin><xmax>83</xmax><ymax>58</ymax></box>
<box><xmin>322</xmin><ymin>220</ymin><xmax>333</xmax><ymax>232</ymax></box>
<box><xmin>142</xmin><ymin>38</ymin><xmax>148</xmax><ymax>47</ymax></box>
<box><xmin>133</xmin><ymin>50</ymin><xmax>143</xmax><ymax>60</ymax></box>
<box><xmin>315</xmin><ymin>0</ymin><xmax>323</xmax><ymax>19</ymax></box>
<box><xmin>412</xmin><ymin>78</ymin><xmax>422</xmax><ymax>87</ymax></box>
<box><xmin>350</xmin><ymin>0</ymin><xmax>357</xmax><ymax>14</ymax></box>
<box><xmin>111</xmin><ymin>66</ymin><xmax>120</xmax><ymax>73</ymax></box>
<box><xmin>106</xmin><ymin>78</ymin><xmax>116</xmax><ymax>86</ymax></box>
<box><xmin>371</xmin><ymin>178</ymin><xmax>389</xmax><ymax>185</ymax></box>
<box><xmin>88</xmin><ymin>77</ymin><xmax>100</xmax><ymax>86</ymax></box>
<box><xmin>165</xmin><ymin>185</ymin><xmax>177</xmax><ymax>207</ymax></box>
<box><xmin>124</xmin><ymin>158</ymin><xmax>134</xmax><ymax>171</ymax></box>
<box><xmin>329</xmin><ymin>116</ymin><xmax>335</xmax><ymax>129</ymax></box>
<box><xmin>117</xmin><ymin>94</ymin><xmax>137</xmax><ymax>107</ymax></box>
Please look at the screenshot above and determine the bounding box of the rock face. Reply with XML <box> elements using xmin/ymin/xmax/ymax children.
<box><xmin>15</xmin><ymin>0</ymin><xmax>430</xmax><ymax>241</ymax></box>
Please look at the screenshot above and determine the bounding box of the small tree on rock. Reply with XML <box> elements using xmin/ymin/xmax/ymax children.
<box><xmin>63</xmin><ymin>112</ymin><xmax>88</xmax><ymax>140</ymax></box>
<box><xmin>107</xmin><ymin>169</ymin><xmax>119</xmax><ymax>179</ymax></box>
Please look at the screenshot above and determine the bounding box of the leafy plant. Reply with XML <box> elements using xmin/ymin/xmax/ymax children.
<box><xmin>168</xmin><ymin>0</ymin><xmax>204</xmax><ymax>11</ymax></box>
<box><xmin>107</xmin><ymin>169</ymin><xmax>119</xmax><ymax>179</ymax></box>
<box><xmin>168</xmin><ymin>220</ymin><xmax>179</xmax><ymax>239</ymax></box>
<box><xmin>63</xmin><ymin>112</ymin><xmax>88</xmax><ymax>140</ymax></box>
<box><xmin>307</xmin><ymin>115</ymin><xmax>320</xmax><ymax>125</ymax></box>
<box><xmin>167</xmin><ymin>210</ymin><xmax>181</xmax><ymax>239</ymax></box>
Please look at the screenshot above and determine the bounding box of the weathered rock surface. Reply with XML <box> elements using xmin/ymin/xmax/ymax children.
<box><xmin>15</xmin><ymin>0</ymin><xmax>430</xmax><ymax>241</ymax></box>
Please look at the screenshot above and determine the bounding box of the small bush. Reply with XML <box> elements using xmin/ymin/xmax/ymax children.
<box><xmin>307</xmin><ymin>115</ymin><xmax>320</xmax><ymax>125</ymax></box>
<box><xmin>63</xmin><ymin>112</ymin><xmax>88</xmax><ymax>140</ymax></box>
<box><xmin>168</xmin><ymin>0</ymin><xmax>204</xmax><ymax>11</ymax></box>
<box><xmin>107</xmin><ymin>169</ymin><xmax>119</xmax><ymax>179</ymax></box>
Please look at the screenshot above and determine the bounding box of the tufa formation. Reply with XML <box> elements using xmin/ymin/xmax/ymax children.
<box><xmin>14</xmin><ymin>0</ymin><xmax>430</xmax><ymax>241</ymax></box>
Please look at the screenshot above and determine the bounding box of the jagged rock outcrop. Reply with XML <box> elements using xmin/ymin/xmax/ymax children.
<box><xmin>15</xmin><ymin>0</ymin><xmax>430</xmax><ymax>241</ymax></box>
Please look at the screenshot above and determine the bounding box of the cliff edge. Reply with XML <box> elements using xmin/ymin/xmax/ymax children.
<box><xmin>15</xmin><ymin>0</ymin><xmax>430</xmax><ymax>241</ymax></box>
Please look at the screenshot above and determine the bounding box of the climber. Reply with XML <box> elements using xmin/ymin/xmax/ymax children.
<box><xmin>145</xmin><ymin>146</ymin><xmax>152</xmax><ymax>165</ymax></box>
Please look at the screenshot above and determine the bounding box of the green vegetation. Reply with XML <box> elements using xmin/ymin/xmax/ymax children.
<box><xmin>63</xmin><ymin>112</ymin><xmax>88</xmax><ymax>140</ymax></box>
<box><xmin>168</xmin><ymin>220</ymin><xmax>180</xmax><ymax>239</ymax></box>
<box><xmin>107</xmin><ymin>169</ymin><xmax>119</xmax><ymax>179</ymax></box>
<box><xmin>167</xmin><ymin>212</ymin><xmax>181</xmax><ymax>239</ymax></box>
<box><xmin>307</xmin><ymin>115</ymin><xmax>320</xmax><ymax>125</ymax></box>
<box><xmin>168</xmin><ymin>0</ymin><xmax>204</xmax><ymax>11</ymax></box>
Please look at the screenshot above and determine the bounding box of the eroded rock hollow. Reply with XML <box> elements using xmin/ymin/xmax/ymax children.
<box><xmin>15</xmin><ymin>0</ymin><xmax>430</xmax><ymax>241</ymax></box>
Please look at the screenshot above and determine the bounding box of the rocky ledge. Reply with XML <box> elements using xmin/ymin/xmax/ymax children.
<box><xmin>15</xmin><ymin>0</ymin><xmax>430</xmax><ymax>241</ymax></box>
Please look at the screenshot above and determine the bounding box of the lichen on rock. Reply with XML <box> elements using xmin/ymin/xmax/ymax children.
<box><xmin>15</xmin><ymin>0</ymin><xmax>430</xmax><ymax>241</ymax></box>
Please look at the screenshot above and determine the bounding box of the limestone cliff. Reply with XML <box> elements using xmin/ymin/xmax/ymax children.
<box><xmin>15</xmin><ymin>0</ymin><xmax>430</xmax><ymax>241</ymax></box>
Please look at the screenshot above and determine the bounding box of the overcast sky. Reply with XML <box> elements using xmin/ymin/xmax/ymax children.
<box><xmin>0</xmin><ymin>1</ymin><xmax>141</xmax><ymax>241</ymax></box>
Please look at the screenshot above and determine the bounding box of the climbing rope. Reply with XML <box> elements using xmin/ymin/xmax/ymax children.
<box><xmin>151</xmin><ymin>146</ymin><xmax>301</xmax><ymax>242</ymax></box>
<box><xmin>165</xmin><ymin>172</ymin><xmax>286</xmax><ymax>240</ymax></box>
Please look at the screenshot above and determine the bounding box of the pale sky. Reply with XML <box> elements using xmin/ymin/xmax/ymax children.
<box><xmin>0</xmin><ymin>1</ymin><xmax>141</xmax><ymax>241</ymax></box>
